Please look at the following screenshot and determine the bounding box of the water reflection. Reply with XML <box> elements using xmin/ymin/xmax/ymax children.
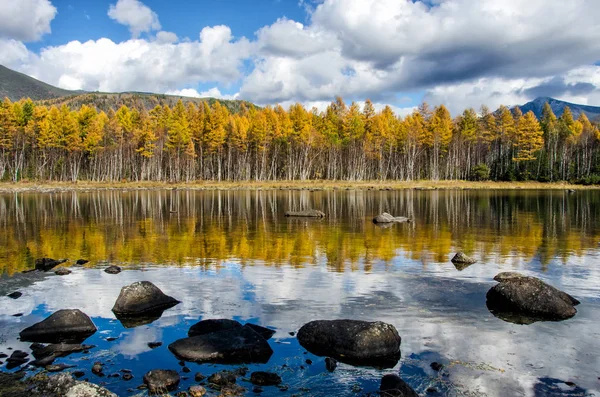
<box><xmin>0</xmin><ymin>189</ymin><xmax>599</xmax><ymax>274</ymax></box>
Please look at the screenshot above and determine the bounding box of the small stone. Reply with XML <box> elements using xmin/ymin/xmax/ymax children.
<box><xmin>120</xmin><ymin>369</ymin><xmax>132</xmax><ymax>373</ymax></box>
<box><xmin>106</xmin><ymin>337</ymin><xmax>118</xmax><ymax>342</ymax></box>
<box><xmin>427</xmin><ymin>387</ymin><xmax>438</xmax><ymax>393</ymax></box>
<box><xmin>208</xmin><ymin>370</ymin><xmax>236</xmax><ymax>386</ymax></box>
<box><xmin>54</xmin><ymin>267</ymin><xmax>72</xmax><ymax>275</ymax></box>
<box><xmin>46</xmin><ymin>364</ymin><xmax>74</xmax><ymax>372</ymax></box>
<box><xmin>325</xmin><ymin>357</ymin><xmax>337</xmax><ymax>372</ymax></box>
<box><xmin>12</xmin><ymin>313</ymin><xmax>23</xmax><ymax>317</ymax></box>
<box><xmin>253</xmin><ymin>386</ymin><xmax>263</xmax><ymax>393</ymax></box>
<box><xmin>92</xmin><ymin>363</ymin><xmax>103</xmax><ymax>375</ymax></box>
<box><xmin>76</xmin><ymin>259</ymin><xmax>89</xmax><ymax>265</ymax></box>
<box><xmin>278</xmin><ymin>385</ymin><xmax>289</xmax><ymax>392</ymax></box>
<box><xmin>108</xmin><ymin>373</ymin><xmax>120</xmax><ymax>378</ymax></box>
<box><xmin>179</xmin><ymin>360</ymin><xmax>186</xmax><ymax>366</ymax></box>
<box><xmin>194</xmin><ymin>373</ymin><xmax>206</xmax><ymax>382</ymax></box>
<box><xmin>565</xmin><ymin>381</ymin><xmax>576</xmax><ymax>387</ymax></box>
<box><xmin>104</xmin><ymin>265</ymin><xmax>122</xmax><ymax>274</ymax></box>
<box><xmin>430</xmin><ymin>362</ymin><xmax>443</xmax><ymax>371</ymax></box>
<box><xmin>176</xmin><ymin>392</ymin><xmax>189</xmax><ymax>397</ymax></box>
<box><xmin>189</xmin><ymin>385</ymin><xmax>207</xmax><ymax>397</ymax></box>
<box><xmin>250</xmin><ymin>371</ymin><xmax>282</xmax><ymax>386</ymax></box>
<box><xmin>182</xmin><ymin>366</ymin><xmax>191</xmax><ymax>373</ymax></box>
<box><xmin>148</xmin><ymin>341</ymin><xmax>162</xmax><ymax>349</ymax></box>
<box><xmin>288</xmin><ymin>332</ymin><xmax>295</xmax><ymax>336</ymax></box>
<box><xmin>234</xmin><ymin>367</ymin><xmax>248</xmax><ymax>377</ymax></box>
<box><xmin>123</xmin><ymin>373</ymin><xmax>133</xmax><ymax>381</ymax></box>
<box><xmin>7</xmin><ymin>291</ymin><xmax>22</xmax><ymax>299</ymax></box>
<box><xmin>73</xmin><ymin>371</ymin><xmax>85</xmax><ymax>378</ymax></box>
<box><xmin>143</xmin><ymin>369</ymin><xmax>180</xmax><ymax>393</ymax></box>
<box><xmin>305</xmin><ymin>359</ymin><xmax>312</xmax><ymax>365</ymax></box>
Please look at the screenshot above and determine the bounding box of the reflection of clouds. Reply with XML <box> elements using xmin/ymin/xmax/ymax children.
<box><xmin>0</xmin><ymin>264</ymin><xmax>599</xmax><ymax>396</ymax></box>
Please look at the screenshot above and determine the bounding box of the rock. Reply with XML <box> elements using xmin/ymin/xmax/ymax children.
<box><xmin>92</xmin><ymin>363</ymin><xmax>103</xmax><ymax>375</ymax></box>
<box><xmin>208</xmin><ymin>370</ymin><xmax>237</xmax><ymax>386</ymax></box>
<box><xmin>13</xmin><ymin>313</ymin><xmax>23</xmax><ymax>317</ymax></box>
<box><xmin>106</xmin><ymin>337</ymin><xmax>118</xmax><ymax>342</ymax></box>
<box><xmin>112</xmin><ymin>281</ymin><xmax>180</xmax><ymax>316</ymax></box>
<box><xmin>46</xmin><ymin>363</ymin><xmax>75</xmax><ymax>372</ymax></box>
<box><xmin>122</xmin><ymin>373</ymin><xmax>133</xmax><ymax>381</ymax></box>
<box><xmin>7</xmin><ymin>291</ymin><xmax>22</xmax><ymax>299</ymax></box>
<box><xmin>297</xmin><ymin>319</ymin><xmax>401</xmax><ymax>367</ymax></box>
<box><xmin>253</xmin><ymin>386</ymin><xmax>263</xmax><ymax>393</ymax></box>
<box><xmin>430</xmin><ymin>362</ymin><xmax>443</xmax><ymax>371</ymax></box>
<box><xmin>219</xmin><ymin>384</ymin><xmax>246</xmax><ymax>396</ymax></box>
<box><xmin>194</xmin><ymin>373</ymin><xmax>206</xmax><ymax>382</ymax></box>
<box><xmin>284</xmin><ymin>210</ymin><xmax>326</xmax><ymax>218</ymax></box>
<box><xmin>54</xmin><ymin>267</ymin><xmax>72</xmax><ymax>275</ymax></box>
<box><xmin>373</xmin><ymin>213</ymin><xmax>410</xmax><ymax>224</ymax></box>
<box><xmin>76</xmin><ymin>259</ymin><xmax>89</xmax><ymax>265</ymax></box>
<box><xmin>27</xmin><ymin>372</ymin><xmax>117</xmax><ymax>397</ymax></box>
<box><xmin>143</xmin><ymin>369</ymin><xmax>180</xmax><ymax>393</ymax></box>
<box><xmin>486</xmin><ymin>273</ymin><xmax>580</xmax><ymax>323</ymax></box>
<box><xmin>380</xmin><ymin>374</ymin><xmax>419</xmax><ymax>397</ymax></box>
<box><xmin>148</xmin><ymin>341</ymin><xmax>163</xmax><ymax>349</ymax></box>
<box><xmin>189</xmin><ymin>385</ymin><xmax>207</xmax><ymax>397</ymax></box>
<box><xmin>182</xmin><ymin>367</ymin><xmax>191</xmax><ymax>373</ymax></box>
<box><xmin>6</xmin><ymin>350</ymin><xmax>29</xmax><ymax>369</ymax></box>
<box><xmin>104</xmin><ymin>265</ymin><xmax>121</xmax><ymax>274</ymax></box>
<box><xmin>31</xmin><ymin>343</ymin><xmax>95</xmax><ymax>366</ymax></box>
<box><xmin>19</xmin><ymin>309</ymin><xmax>97</xmax><ymax>343</ymax></box>
<box><xmin>325</xmin><ymin>357</ymin><xmax>337</xmax><ymax>372</ymax></box>
<box><xmin>289</xmin><ymin>331</ymin><xmax>295</xmax><ymax>336</ymax></box>
<box><xmin>250</xmin><ymin>372</ymin><xmax>282</xmax><ymax>386</ymax></box>
<box><xmin>73</xmin><ymin>371</ymin><xmax>85</xmax><ymax>378</ymax></box>
<box><xmin>188</xmin><ymin>319</ymin><xmax>242</xmax><ymax>337</ymax></box>
<box><xmin>451</xmin><ymin>252</ymin><xmax>476</xmax><ymax>265</ymax></box>
<box><xmin>35</xmin><ymin>258</ymin><xmax>67</xmax><ymax>272</ymax></box>
<box><xmin>169</xmin><ymin>325</ymin><xmax>273</xmax><ymax>364</ymax></box>
<box><xmin>244</xmin><ymin>323</ymin><xmax>275</xmax><ymax>340</ymax></box>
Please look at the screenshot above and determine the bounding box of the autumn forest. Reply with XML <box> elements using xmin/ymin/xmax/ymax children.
<box><xmin>1</xmin><ymin>96</ymin><xmax>599</xmax><ymax>183</ymax></box>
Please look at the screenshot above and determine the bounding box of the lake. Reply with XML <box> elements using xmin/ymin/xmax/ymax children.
<box><xmin>0</xmin><ymin>189</ymin><xmax>599</xmax><ymax>396</ymax></box>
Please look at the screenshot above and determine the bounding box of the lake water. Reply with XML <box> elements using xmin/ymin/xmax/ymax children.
<box><xmin>0</xmin><ymin>189</ymin><xmax>599</xmax><ymax>396</ymax></box>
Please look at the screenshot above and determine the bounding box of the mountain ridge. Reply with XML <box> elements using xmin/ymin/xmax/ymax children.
<box><xmin>516</xmin><ymin>96</ymin><xmax>600</xmax><ymax>120</ymax></box>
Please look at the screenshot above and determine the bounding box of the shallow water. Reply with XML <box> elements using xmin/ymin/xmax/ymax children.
<box><xmin>0</xmin><ymin>189</ymin><xmax>599</xmax><ymax>396</ymax></box>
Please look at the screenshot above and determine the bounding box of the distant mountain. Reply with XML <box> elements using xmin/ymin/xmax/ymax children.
<box><xmin>0</xmin><ymin>65</ymin><xmax>79</xmax><ymax>101</ymax></box>
<box><xmin>517</xmin><ymin>97</ymin><xmax>600</xmax><ymax>120</ymax></box>
<box><xmin>0</xmin><ymin>64</ymin><xmax>254</xmax><ymax>114</ymax></box>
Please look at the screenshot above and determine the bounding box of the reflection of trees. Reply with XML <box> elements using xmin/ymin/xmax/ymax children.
<box><xmin>0</xmin><ymin>190</ymin><xmax>598</xmax><ymax>275</ymax></box>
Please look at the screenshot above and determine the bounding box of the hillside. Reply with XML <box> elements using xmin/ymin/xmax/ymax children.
<box><xmin>0</xmin><ymin>65</ymin><xmax>79</xmax><ymax>101</ymax></box>
<box><xmin>517</xmin><ymin>97</ymin><xmax>600</xmax><ymax>120</ymax></box>
<box><xmin>0</xmin><ymin>64</ymin><xmax>254</xmax><ymax>113</ymax></box>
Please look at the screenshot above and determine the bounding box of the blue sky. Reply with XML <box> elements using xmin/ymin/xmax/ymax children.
<box><xmin>1</xmin><ymin>0</ymin><xmax>600</xmax><ymax>114</ymax></box>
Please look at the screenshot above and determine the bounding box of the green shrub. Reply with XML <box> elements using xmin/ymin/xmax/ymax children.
<box><xmin>471</xmin><ymin>164</ymin><xmax>491</xmax><ymax>181</ymax></box>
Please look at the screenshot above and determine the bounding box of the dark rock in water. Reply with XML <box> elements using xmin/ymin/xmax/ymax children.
<box><xmin>76</xmin><ymin>259</ymin><xmax>89</xmax><ymax>265</ymax></box>
<box><xmin>188</xmin><ymin>319</ymin><xmax>242</xmax><ymax>337</ymax></box>
<box><xmin>250</xmin><ymin>372</ymin><xmax>282</xmax><ymax>386</ymax></box>
<box><xmin>92</xmin><ymin>362</ymin><xmax>104</xmax><ymax>375</ymax></box>
<box><xmin>30</xmin><ymin>343</ymin><xmax>95</xmax><ymax>366</ymax></box>
<box><xmin>486</xmin><ymin>273</ymin><xmax>579</xmax><ymax>323</ymax></box>
<box><xmin>284</xmin><ymin>210</ymin><xmax>326</xmax><ymax>218</ymax></box>
<box><xmin>35</xmin><ymin>258</ymin><xmax>67</xmax><ymax>272</ymax></box>
<box><xmin>106</xmin><ymin>337</ymin><xmax>118</xmax><ymax>342</ymax></box>
<box><xmin>297</xmin><ymin>319</ymin><xmax>401</xmax><ymax>367</ymax></box>
<box><xmin>194</xmin><ymin>373</ymin><xmax>206</xmax><ymax>382</ymax></box>
<box><xmin>208</xmin><ymin>370</ymin><xmax>237</xmax><ymax>386</ymax></box>
<box><xmin>6</xmin><ymin>350</ymin><xmax>29</xmax><ymax>369</ymax></box>
<box><xmin>143</xmin><ymin>369</ymin><xmax>180</xmax><ymax>393</ymax></box>
<box><xmin>189</xmin><ymin>385</ymin><xmax>207</xmax><ymax>397</ymax></box>
<box><xmin>123</xmin><ymin>373</ymin><xmax>134</xmax><ymax>381</ymax></box>
<box><xmin>46</xmin><ymin>363</ymin><xmax>75</xmax><ymax>372</ymax></box>
<box><xmin>0</xmin><ymin>353</ymin><xmax>7</xmax><ymax>358</ymax></box>
<box><xmin>73</xmin><ymin>371</ymin><xmax>85</xmax><ymax>378</ymax></box>
<box><xmin>305</xmin><ymin>359</ymin><xmax>312</xmax><ymax>365</ymax></box>
<box><xmin>54</xmin><ymin>267</ymin><xmax>72</xmax><ymax>275</ymax></box>
<box><xmin>253</xmin><ymin>386</ymin><xmax>263</xmax><ymax>393</ymax></box>
<box><xmin>325</xmin><ymin>357</ymin><xmax>338</xmax><ymax>372</ymax></box>
<box><xmin>169</xmin><ymin>324</ymin><xmax>273</xmax><ymax>364</ymax></box>
<box><xmin>112</xmin><ymin>281</ymin><xmax>180</xmax><ymax>316</ymax></box>
<box><xmin>373</xmin><ymin>213</ymin><xmax>410</xmax><ymax>224</ymax></box>
<box><xmin>104</xmin><ymin>265</ymin><xmax>122</xmax><ymax>274</ymax></box>
<box><xmin>289</xmin><ymin>331</ymin><xmax>295</xmax><ymax>336</ymax></box>
<box><xmin>13</xmin><ymin>313</ymin><xmax>23</xmax><ymax>317</ymax></box>
<box><xmin>148</xmin><ymin>341</ymin><xmax>163</xmax><ymax>349</ymax></box>
<box><xmin>182</xmin><ymin>366</ymin><xmax>191</xmax><ymax>373</ymax></box>
<box><xmin>380</xmin><ymin>374</ymin><xmax>419</xmax><ymax>397</ymax></box>
<box><xmin>19</xmin><ymin>309</ymin><xmax>97</xmax><ymax>343</ymax></box>
<box><xmin>245</xmin><ymin>323</ymin><xmax>275</xmax><ymax>340</ymax></box>
<box><xmin>430</xmin><ymin>362</ymin><xmax>443</xmax><ymax>371</ymax></box>
<box><xmin>7</xmin><ymin>291</ymin><xmax>22</xmax><ymax>299</ymax></box>
<box><xmin>451</xmin><ymin>252</ymin><xmax>477</xmax><ymax>270</ymax></box>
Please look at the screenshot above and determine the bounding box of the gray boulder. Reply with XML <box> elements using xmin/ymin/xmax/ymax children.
<box><xmin>486</xmin><ymin>273</ymin><xmax>580</xmax><ymax>323</ymax></box>
<box><xmin>380</xmin><ymin>374</ymin><xmax>419</xmax><ymax>397</ymax></box>
<box><xmin>104</xmin><ymin>265</ymin><xmax>121</xmax><ymax>274</ymax></box>
<box><xmin>451</xmin><ymin>252</ymin><xmax>477</xmax><ymax>270</ymax></box>
<box><xmin>285</xmin><ymin>210</ymin><xmax>325</xmax><ymax>218</ymax></box>
<box><xmin>54</xmin><ymin>268</ymin><xmax>72</xmax><ymax>276</ymax></box>
<box><xmin>143</xmin><ymin>369</ymin><xmax>180</xmax><ymax>393</ymax></box>
<box><xmin>373</xmin><ymin>213</ymin><xmax>410</xmax><ymax>224</ymax></box>
<box><xmin>297</xmin><ymin>320</ymin><xmax>401</xmax><ymax>367</ymax></box>
<box><xmin>169</xmin><ymin>324</ymin><xmax>273</xmax><ymax>364</ymax></box>
<box><xmin>111</xmin><ymin>281</ymin><xmax>179</xmax><ymax>316</ymax></box>
<box><xmin>19</xmin><ymin>309</ymin><xmax>97</xmax><ymax>343</ymax></box>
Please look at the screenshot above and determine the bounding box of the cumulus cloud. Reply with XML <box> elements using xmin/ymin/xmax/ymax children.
<box><xmin>108</xmin><ymin>0</ymin><xmax>161</xmax><ymax>38</ymax></box>
<box><xmin>165</xmin><ymin>87</ymin><xmax>239</xmax><ymax>100</ymax></box>
<box><xmin>155</xmin><ymin>31</ymin><xmax>178</xmax><ymax>44</ymax></box>
<box><xmin>0</xmin><ymin>0</ymin><xmax>57</xmax><ymax>41</ymax></box>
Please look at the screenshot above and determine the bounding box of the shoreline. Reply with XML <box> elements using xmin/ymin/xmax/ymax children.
<box><xmin>0</xmin><ymin>180</ymin><xmax>597</xmax><ymax>193</ymax></box>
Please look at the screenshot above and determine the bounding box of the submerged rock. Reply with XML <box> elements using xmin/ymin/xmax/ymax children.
<box><xmin>6</xmin><ymin>351</ymin><xmax>29</xmax><ymax>369</ymax></box>
<box><xmin>35</xmin><ymin>258</ymin><xmax>67</xmax><ymax>272</ymax></box>
<box><xmin>19</xmin><ymin>309</ymin><xmax>97</xmax><ymax>343</ymax></box>
<box><xmin>380</xmin><ymin>374</ymin><xmax>419</xmax><ymax>397</ymax></box>
<box><xmin>188</xmin><ymin>319</ymin><xmax>242</xmax><ymax>337</ymax></box>
<box><xmin>148</xmin><ymin>341</ymin><xmax>163</xmax><ymax>349</ymax></box>
<box><xmin>54</xmin><ymin>268</ymin><xmax>72</xmax><ymax>276</ymax></box>
<box><xmin>373</xmin><ymin>213</ymin><xmax>410</xmax><ymax>224</ymax></box>
<box><xmin>143</xmin><ymin>369</ymin><xmax>180</xmax><ymax>393</ymax></box>
<box><xmin>250</xmin><ymin>372</ymin><xmax>281</xmax><ymax>386</ymax></box>
<box><xmin>7</xmin><ymin>291</ymin><xmax>22</xmax><ymax>299</ymax></box>
<box><xmin>76</xmin><ymin>259</ymin><xmax>89</xmax><ymax>265</ymax></box>
<box><xmin>325</xmin><ymin>357</ymin><xmax>338</xmax><ymax>372</ymax></box>
<box><xmin>169</xmin><ymin>324</ymin><xmax>273</xmax><ymax>364</ymax></box>
<box><xmin>104</xmin><ymin>265</ymin><xmax>122</xmax><ymax>274</ymax></box>
<box><xmin>486</xmin><ymin>273</ymin><xmax>580</xmax><ymax>323</ymax></box>
<box><xmin>112</xmin><ymin>281</ymin><xmax>179</xmax><ymax>319</ymax></box>
<box><xmin>208</xmin><ymin>370</ymin><xmax>237</xmax><ymax>386</ymax></box>
<box><xmin>284</xmin><ymin>210</ymin><xmax>326</xmax><ymax>218</ymax></box>
<box><xmin>245</xmin><ymin>323</ymin><xmax>275</xmax><ymax>340</ymax></box>
<box><xmin>31</xmin><ymin>343</ymin><xmax>95</xmax><ymax>367</ymax></box>
<box><xmin>297</xmin><ymin>320</ymin><xmax>401</xmax><ymax>367</ymax></box>
<box><xmin>189</xmin><ymin>385</ymin><xmax>206</xmax><ymax>397</ymax></box>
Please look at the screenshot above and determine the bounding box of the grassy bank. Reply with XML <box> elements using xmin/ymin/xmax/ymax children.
<box><xmin>0</xmin><ymin>180</ymin><xmax>597</xmax><ymax>192</ymax></box>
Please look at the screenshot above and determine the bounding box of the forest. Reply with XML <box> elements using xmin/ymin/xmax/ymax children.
<box><xmin>0</xmin><ymin>96</ymin><xmax>599</xmax><ymax>183</ymax></box>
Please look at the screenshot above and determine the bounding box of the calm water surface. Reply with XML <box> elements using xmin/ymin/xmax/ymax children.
<box><xmin>0</xmin><ymin>189</ymin><xmax>599</xmax><ymax>396</ymax></box>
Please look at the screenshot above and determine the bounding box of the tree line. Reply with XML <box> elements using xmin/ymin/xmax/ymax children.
<box><xmin>0</xmin><ymin>96</ymin><xmax>599</xmax><ymax>183</ymax></box>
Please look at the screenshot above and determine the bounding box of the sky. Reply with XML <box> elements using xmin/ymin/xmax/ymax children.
<box><xmin>1</xmin><ymin>0</ymin><xmax>600</xmax><ymax>115</ymax></box>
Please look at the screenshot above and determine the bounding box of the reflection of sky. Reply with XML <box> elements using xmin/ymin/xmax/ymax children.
<box><xmin>1</xmin><ymin>258</ymin><xmax>599</xmax><ymax>396</ymax></box>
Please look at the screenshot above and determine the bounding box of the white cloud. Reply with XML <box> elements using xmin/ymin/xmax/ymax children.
<box><xmin>165</xmin><ymin>87</ymin><xmax>239</xmax><ymax>100</ymax></box>
<box><xmin>0</xmin><ymin>39</ymin><xmax>32</xmax><ymax>68</ymax></box>
<box><xmin>108</xmin><ymin>0</ymin><xmax>161</xmax><ymax>38</ymax></box>
<box><xmin>155</xmin><ymin>31</ymin><xmax>178</xmax><ymax>44</ymax></box>
<box><xmin>0</xmin><ymin>0</ymin><xmax>57</xmax><ymax>41</ymax></box>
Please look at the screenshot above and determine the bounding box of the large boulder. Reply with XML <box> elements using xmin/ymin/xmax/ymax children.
<box><xmin>35</xmin><ymin>258</ymin><xmax>67</xmax><ymax>272</ymax></box>
<box><xmin>486</xmin><ymin>273</ymin><xmax>580</xmax><ymax>323</ymax></box>
<box><xmin>380</xmin><ymin>374</ymin><xmax>419</xmax><ymax>397</ymax></box>
<box><xmin>188</xmin><ymin>319</ymin><xmax>242</xmax><ymax>337</ymax></box>
<box><xmin>143</xmin><ymin>370</ymin><xmax>180</xmax><ymax>393</ymax></box>
<box><xmin>169</xmin><ymin>324</ymin><xmax>273</xmax><ymax>364</ymax></box>
<box><xmin>19</xmin><ymin>309</ymin><xmax>97</xmax><ymax>343</ymax></box>
<box><xmin>111</xmin><ymin>281</ymin><xmax>179</xmax><ymax>316</ymax></box>
<box><xmin>284</xmin><ymin>210</ymin><xmax>325</xmax><ymax>218</ymax></box>
<box><xmin>373</xmin><ymin>213</ymin><xmax>410</xmax><ymax>224</ymax></box>
<box><xmin>297</xmin><ymin>320</ymin><xmax>401</xmax><ymax>367</ymax></box>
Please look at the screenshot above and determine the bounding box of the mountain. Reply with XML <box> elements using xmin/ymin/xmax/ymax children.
<box><xmin>0</xmin><ymin>64</ymin><xmax>254</xmax><ymax>114</ymax></box>
<box><xmin>0</xmin><ymin>65</ymin><xmax>79</xmax><ymax>101</ymax></box>
<box><xmin>517</xmin><ymin>97</ymin><xmax>600</xmax><ymax>120</ymax></box>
